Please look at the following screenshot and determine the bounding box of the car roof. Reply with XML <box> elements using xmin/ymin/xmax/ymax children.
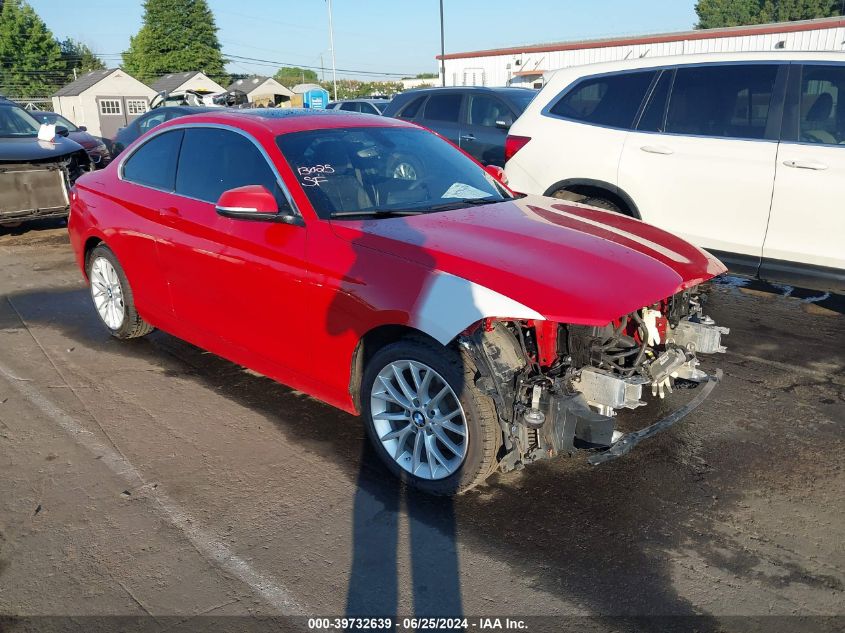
<box><xmin>543</xmin><ymin>50</ymin><xmax>845</xmax><ymax>86</ymax></box>
<box><xmin>154</xmin><ymin>107</ymin><xmax>414</xmax><ymax>135</ymax></box>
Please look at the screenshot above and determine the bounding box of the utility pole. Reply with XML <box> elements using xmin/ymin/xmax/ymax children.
<box><xmin>320</xmin><ymin>54</ymin><xmax>325</xmax><ymax>82</ymax></box>
<box><xmin>439</xmin><ymin>0</ymin><xmax>446</xmax><ymax>86</ymax></box>
<box><xmin>327</xmin><ymin>0</ymin><xmax>338</xmax><ymax>100</ymax></box>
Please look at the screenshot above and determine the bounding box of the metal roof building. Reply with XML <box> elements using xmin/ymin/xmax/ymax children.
<box><xmin>436</xmin><ymin>16</ymin><xmax>845</xmax><ymax>88</ymax></box>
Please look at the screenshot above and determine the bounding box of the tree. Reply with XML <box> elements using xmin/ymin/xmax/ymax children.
<box><xmin>0</xmin><ymin>0</ymin><xmax>64</xmax><ymax>97</ymax></box>
<box><xmin>274</xmin><ymin>66</ymin><xmax>318</xmax><ymax>87</ymax></box>
<box><xmin>60</xmin><ymin>38</ymin><xmax>105</xmax><ymax>78</ymax></box>
<box><xmin>123</xmin><ymin>0</ymin><xmax>227</xmax><ymax>86</ymax></box>
<box><xmin>696</xmin><ymin>0</ymin><xmax>843</xmax><ymax>28</ymax></box>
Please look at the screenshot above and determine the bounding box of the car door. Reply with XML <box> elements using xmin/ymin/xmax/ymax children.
<box><xmin>155</xmin><ymin>125</ymin><xmax>310</xmax><ymax>375</ymax></box>
<box><xmin>459</xmin><ymin>94</ymin><xmax>513</xmax><ymax>166</ymax></box>
<box><xmin>417</xmin><ymin>92</ymin><xmax>463</xmax><ymax>145</ymax></box>
<box><xmin>617</xmin><ymin>63</ymin><xmax>786</xmax><ymax>273</ymax></box>
<box><xmin>114</xmin><ymin>128</ymin><xmax>185</xmax><ymax>317</ymax></box>
<box><xmin>763</xmin><ymin>62</ymin><xmax>845</xmax><ymax>288</ymax></box>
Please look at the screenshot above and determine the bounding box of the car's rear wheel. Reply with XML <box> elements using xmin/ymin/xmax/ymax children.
<box><xmin>87</xmin><ymin>245</ymin><xmax>154</xmax><ymax>339</ymax></box>
<box><xmin>361</xmin><ymin>337</ymin><xmax>500</xmax><ymax>495</ymax></box>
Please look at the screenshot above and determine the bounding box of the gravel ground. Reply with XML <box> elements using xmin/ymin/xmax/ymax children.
<box><xmin>0</xmin><ymin>221</ymin><xmax>842</xmax><ymax>632</ymax></box>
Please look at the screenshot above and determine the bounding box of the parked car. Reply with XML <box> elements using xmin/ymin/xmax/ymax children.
<box><xmin>109</xmin><ymin>106</ymin><xmax>216</xmax><ymax>157</ymax></box>
<box><xmin>1</xmin><ymin>98</ymin><xmax>91</xmax><ymax>227</ymax></box>
<box><xmin>326</xmin><ymin>98</ymin><xmax>391</xmax><ymax>115</ymax></box>
<box><xmin>504</xmin><ymin>51</ymin><xmax>845</xmax><ymax>293</ymax></box>
<box><xmin>69</xmin><ymin>108</ymin><xmax>727</xmax><ymax>495</ymax></box>
<box><xmin>30</xmin><ymin>111</ymin><xmax>111</xmax><ymax>167</ymax></box>
<box><xmin>382</xmin><ymin>86</ymin><xmax>536</xmax><ymax>167</ymax></box>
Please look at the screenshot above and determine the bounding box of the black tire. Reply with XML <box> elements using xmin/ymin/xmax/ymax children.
<box><xmin>551</xmin><ymin>188</ymin><xmax>626</xmax><ymax>215</ymax></box>
<box><xmin>86</xmin><ymin>244</ymin><xmax>154</xmax><ymax>339</ymax></box>
<box><xmin>361</xmin><ymin>336</ymin><xmax>500</xmax><ymax>496</ymax></box>
<box><xmin>579</xmin><ymin>196</ymin><xmax>622</xmax><ymax>213</ymax></box>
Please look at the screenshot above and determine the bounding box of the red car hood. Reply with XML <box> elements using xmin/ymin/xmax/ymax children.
<box><xmin>330</xmin><ymin>195</ymin><xmax>726</xmax><ymax>326</ymax></box>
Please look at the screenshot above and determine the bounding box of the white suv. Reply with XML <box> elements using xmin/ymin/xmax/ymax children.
<box><xmin>504</xmin><ymin>52</ymin><xmax>845</xmax><ymax>293</ymax></box>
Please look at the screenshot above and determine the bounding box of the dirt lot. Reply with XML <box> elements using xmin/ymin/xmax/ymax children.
<box><xmin>0</xmin><ymin>221</ymin><xmax>842</xmax><ymax>632</ymax></box>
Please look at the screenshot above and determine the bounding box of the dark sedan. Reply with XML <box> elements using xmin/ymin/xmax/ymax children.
<box><xmin>1</xmin><ymin>100</ymin><xmax>90</xmax><ymax>226</ymax></box>
<box><xmin>30</xmin><ymin>111</ymin><xmax>111</xmax><ymax>167</ymax></box>
<box><xmin>382</xmin><ymin>87</ymin><xmax>536</xmax><ymax>167</ymax></box>
<box><xmin>110</xmin><ymin>106</ymin><xmax>216</xmax><ymax>157</ymax></box>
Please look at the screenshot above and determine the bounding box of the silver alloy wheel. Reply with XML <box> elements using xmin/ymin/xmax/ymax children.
<box><xmin>370</xmin><ymin>359</ymin><xmax>468</xmax><ymax>480</ymax></box>
<box><xmin>90</xmin><ymin>256</ymin><xmax>126</xmax><ymax>330</ymax></box>
<box><xmin>392</xmin><ymin>162</ymin><xmax>417</xmax><ymax>180</ymax></box>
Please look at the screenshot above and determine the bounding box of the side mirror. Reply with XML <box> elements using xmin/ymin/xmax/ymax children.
<box><xmin>215</xmin><ymin>185</ymin><xmax>301</xmax><ymax>224</ymax></box>
<box><xmin>78</xmin><ymin>125</ymin><xmax>87</xmax><ymax>132</ymax></box>
<box><xmin>55</xmin><ymin>125</ymin><xmax>70</xmax><ymax>137</ymax></box>
<box><xmin>484</xmin><ymin>164</ymin><xmax>508</xmax><ymax>185</ymax></box>
<box><xmin>495</xmin><ymin>119</ymin><xmax>512</xmax><ymax>130</ymax></box>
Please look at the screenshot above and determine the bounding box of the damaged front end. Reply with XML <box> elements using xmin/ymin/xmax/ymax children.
<box><xmin>460</xmin><ymin>286</ymin><xmax>728</xmax><ymax>471</ymax></box>
<box><xmin>0</xmin><ymin>152</ymin><xmax>90</xmax><ymax>226</ymax></box>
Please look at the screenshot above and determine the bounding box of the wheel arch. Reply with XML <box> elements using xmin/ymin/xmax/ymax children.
<box><xmin>349</xmin><ymin>324</ymin><xmax>443</xmax><ymax>414</ymax></box>
<box><xmin>82</xmin><ymin>235</ymin><xmax>105</xmax><ymax>278</ymax></box>
<box><xmin>543</xmin><ymin>178</ymin><xmax>641</xmax><ymax>219</ymax></box>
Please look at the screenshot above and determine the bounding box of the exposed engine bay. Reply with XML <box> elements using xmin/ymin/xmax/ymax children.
<box><xmin>461</xmin><ymin>285</ymin><xmax>728</xmax><ymax>470</ymax></box>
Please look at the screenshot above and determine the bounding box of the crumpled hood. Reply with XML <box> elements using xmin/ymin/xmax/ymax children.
<box><xmin>330</xmin><ymin>195</ymin><xmax>726</xmax><ymax>325</ymax></box>
<box><xmin>0</xmin><ymin>135</ymin><xmax>86</xmax><ymax>162</ymax></box>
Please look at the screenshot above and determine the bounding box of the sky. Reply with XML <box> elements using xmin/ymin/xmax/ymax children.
<box><xmin>28</xmin><ymin>0</ymin><xmax>700</xmax><ymax>81</ymax></box>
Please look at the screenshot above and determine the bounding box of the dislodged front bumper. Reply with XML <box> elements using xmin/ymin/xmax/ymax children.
<box><xmin>587</xmin><ymin>368</ymin><xmax>722</xmax><ymax>465</ymax></box>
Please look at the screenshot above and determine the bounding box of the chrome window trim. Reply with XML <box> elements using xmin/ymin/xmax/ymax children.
<box><xmin>118</xmin><ymin>122</ymin><xmax>302</xmax><ymax>218</ymax></box>
<box><xmin>541</xmin><ymin>60</ymin><xmax>787</xmax><ymax>142</ymax></box>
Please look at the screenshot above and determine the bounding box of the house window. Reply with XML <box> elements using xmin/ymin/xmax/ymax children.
<box><xmin>126</xmin><ymin>99</ymin><xmax>148</xmax><ymax>115</ymax></box>
<box><xmin>99</xmin><ymin>99</ymin><xmax>122</xmax><ymax>115</ymax></box>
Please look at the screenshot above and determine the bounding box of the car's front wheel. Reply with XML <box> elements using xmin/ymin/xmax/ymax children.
<box><xmin>87</xmin><ymin>245</ymin><xmax>154</xmax><ymax>339</ymax></box>
<box><xmin>361</xmin><ymin>337</ymin><xmax>500</xmax><ymax>495</ymax></box>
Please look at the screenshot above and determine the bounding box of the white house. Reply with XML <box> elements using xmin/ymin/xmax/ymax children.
<box><xmin>151</xmin><ymin>71</ymin><xmax>226</xmax><ymax>96</ymax></box>
<box><xmin>227</xmin><ymin>76</ymin><xmax>295</xmax><ymax>106</ymax></box>
<box><xmin>51</xmin><ymin>68</ymin><xmax>157</xmax><ymax>138</ymax></box>
<box><xmin>437</xmin><ymin>16</ymin><xmax>845</xmax><ymax>88</ymax></box>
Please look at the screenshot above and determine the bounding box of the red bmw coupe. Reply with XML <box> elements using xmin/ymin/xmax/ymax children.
<box><xmin>68</xmin><ymin>109</ymin><xmax>728</xmax><ymax>494</ymax></box>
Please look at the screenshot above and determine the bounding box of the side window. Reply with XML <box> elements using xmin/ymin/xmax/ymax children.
<box><xmin>176</xmin><ymin>127</ymin><xmax>282</xmax><ymax>205</ymax></box>
<box><xmin>138</xmin><ymin>111</ymin><xmax>167</xmax><ymax>132</ymax></box>
<box><xmin>549</xmin><ymin>71</ymin><xmax>656</xmax><ymax>129</ymax></box>
<box><xmin>361</xmin><ymin>103</ymin><xmax>379</xmax><ymax>115</ymax></box>
<box><xmin>665</xmin><ymin>64</ymin><xmax>778</xmax><ymax>140</ymax></box>
<box><xmin>398</xmin><ymin>96</ymin><xmax>426</xmax><ymax>119</ymax></box>
<box><xmin>468</xmin><ymin>96</ymin><xmax>512</xmax><ymax>128</ymax></box>
<box><xmin>340</xmin><ymin>102</ymin><xmax>359</xmax><ymax>112</ymax></box>
<box><xmin>637</xmin><ymin>70</ymin><xmax>673</xmax><ymax>132</ymax></box>
<box><xmin>423</xmin><ymin>94</ymin><xmax>462</xmax><ymax>122</ymax></box>
<box><xmin>122</xmin><ymin>129</ymin><xmax>183</xmax><ymax>190</ymax></box>
<box><xmin>799</xmin><ymin>64</ymin><xmax>845</xmax><ymax>145</ymax></box>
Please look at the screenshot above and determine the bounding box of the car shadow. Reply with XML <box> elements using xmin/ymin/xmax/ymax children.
<box><xmin>4</xmin><ymin>283</ymin><xmax>842</xmax><ymax>629</ymax></box>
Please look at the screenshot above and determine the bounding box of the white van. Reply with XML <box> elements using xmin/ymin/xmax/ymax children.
<box><xmin>504</xmin><ymin>52</ymin><xmax>845</xmax><ymax>292</ymax></box>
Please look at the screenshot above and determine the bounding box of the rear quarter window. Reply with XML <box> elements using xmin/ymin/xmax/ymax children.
<box><xmin>122</xmin><ymin>129</ymin><xmax>183</xmax><ymax>190</ymax></box>
<box><xmin>548</xmin><ymin>70</ymin><xmax>656</xmax><ymax>129</ymax></box>
<box><xmin>397</xmin><ymin>96</ymin><xmax>426</xmax><ymax>119</ymax></box>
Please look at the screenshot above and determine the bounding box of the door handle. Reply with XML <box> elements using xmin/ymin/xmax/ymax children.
<box><xmin>460</xmin><ymin>134</ymin><xmax>476</xmax><ymax>142</ymax></box>
<box><xmin>640</xmin><ymin>145</ymin><xmax>674</xmax><ymax>155</ymax></box>
<box><xmin>159</xmin><ymin>206</ymin><xmax>180</xmax><ymax>215</ymax></box>
<box><xmin>783</xmin><ymin>159</ymin><xmax>828</xmax><ymax>171</ymax></box>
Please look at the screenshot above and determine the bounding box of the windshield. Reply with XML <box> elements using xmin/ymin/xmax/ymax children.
<box><xmin>0</xmin><ymin>105</ymin><xmax>42</xmax><ymax>138</ymax></box>
<box><xmin>277</xmin><ymin>127</ymin><xmax>511</xmax><ymax>219</ymax></box>
<box><xmin>31</xmin><ymin>112</ymin><xmax>79</xmax><ymax>132</ymax></box>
